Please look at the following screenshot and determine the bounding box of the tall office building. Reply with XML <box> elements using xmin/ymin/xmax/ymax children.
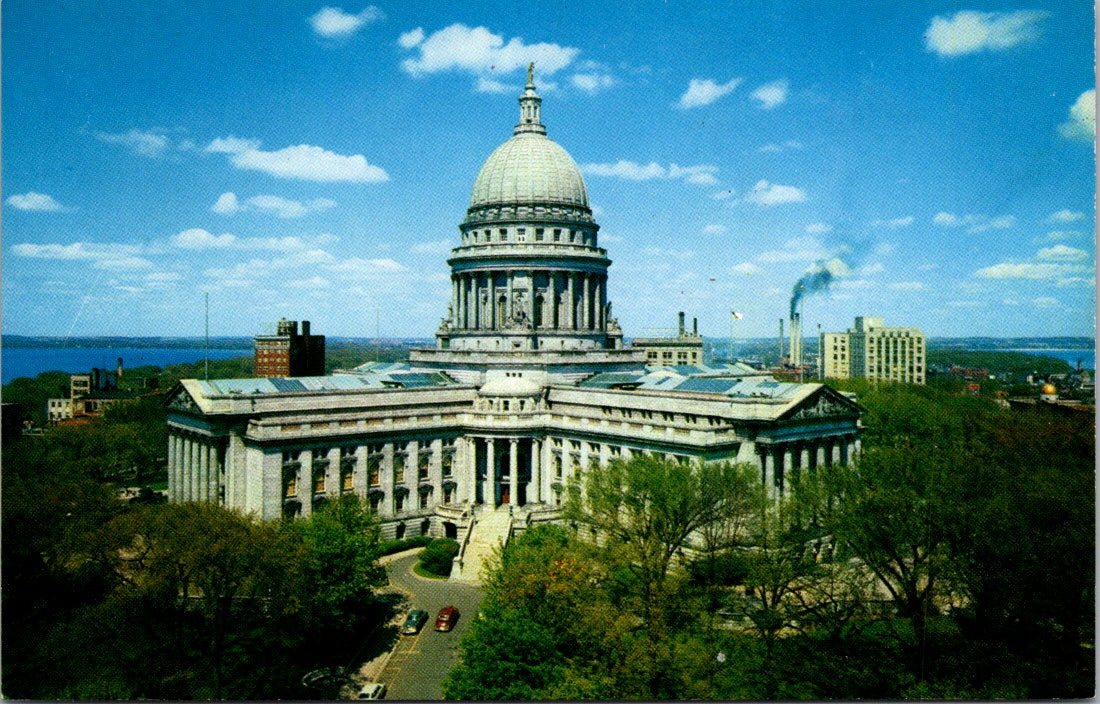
<box><xmin>254</xmin><ymin>318</ymin><xmax>326</xmax><ymax>378</ymax></box>
<box><xmin>821</xmin><ymin>316</ymin><xmax>926</xmax><ymax>384</ymax></box>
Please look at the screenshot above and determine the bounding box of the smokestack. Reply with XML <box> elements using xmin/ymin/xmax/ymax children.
<box><xmin>302</xmin><ymin>320</ymin><xmax>311</xmax><ymax>337</ymax></box>
<box><xmin>778</xmin><ymin>318</ymin><xmax>785</xmax><ymax>365</ymax></box>
<box><xmin>678</xmin><ymin>312</ymin><xmax>685</xmax><ymax>337</ymax></box>
<box><xmin>692</xmin><ymin>317</ymin><xmax>698</xmax><ymax>336</ymax></box>
<box><xmin>790</xmin><ymin>311</ymin><xmax>802</xmax><ymax>368</ymax></box>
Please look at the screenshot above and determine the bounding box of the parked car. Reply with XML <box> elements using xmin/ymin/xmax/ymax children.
<box><xmin>401</xmin><ymin>609</ymin><xmax>428</xmax><ymax>635</ymax></box>
<box><xmin>434</xmin><ymin>605</ymin><xmax>460</xmax><ymax>632</ymax></box>
<box><xmin>357</xmin><ymin>682</ymin><xmax>387</xmax><ymax>700</ymax></box>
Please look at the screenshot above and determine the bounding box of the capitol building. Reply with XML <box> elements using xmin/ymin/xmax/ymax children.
<box><xmin>166</xmin><ymin>71</ymin><xmax>863</xmax><ymax>563</ymax></box>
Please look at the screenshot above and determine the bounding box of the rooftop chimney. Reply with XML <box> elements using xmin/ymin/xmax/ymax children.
<box><xmin>302</xmin><ymin>320</ymin><xmax>311</xmax><ymax>336</ymax></box>
<box><xmin>692</xmin><ymin>317</ymin><xmax>698</xmax><ymax>336</ymax></box>
<box><xmin>678</xmin><ymin>312</ymin><xmax>685</xmax><ymax>337</ymax></box>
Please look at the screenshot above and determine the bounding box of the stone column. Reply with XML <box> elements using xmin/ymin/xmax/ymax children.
<box><xmin>782</xmin><ymin>446</ymin><xmax>794</xmax><ymax>497</ymax></box>
<box><xmin>486</xmin><ymin>438</ymin><xmax>496</xmax><ymax>506</ymax></box>
<box><xmin>466</xmin><ymin>438</ymin><xmax>478</xmax><ymax>503</ymax></box>
<box><xmin>567</xmin><ymin>273</ymin><xmax>575</xmax><ymax>329</ymax></box>
<box><xmin>301</xmin><ymin>449</ymin><xmax>314</xmax><ymax>517</ymax></box>
<box><xmin>451</xmin><ymin>276</ymin><xmax>459</xmax><ymax>326</ymax></box>
<box><xmin>506</xmin><ymin>275</ymin><xmax>514</xmax><ymax>324</ymax></box>
<box><xmin>800</xmin><ymin>446</ymin><xmax>810</xmax><ymax>478</ymax></box>
<box><xmin>509</xmin><ymin>439</ymin><xmax>519</xmax><ymax>507</ymax></box>
<box><xmin>761</xmin><ymin>447</ymin><xmax>775</xmax><ymax>499</ymax></box>
<box><xmin>530</xmin><ymin>439</ymin><xmax>541</xmax><ymax>504</ymax></box>
<box><xmin>488</xmin><ymin>274</ymin><xmax>497</xmax><ymax>329</ymax></box>
<box><xmin>815</xmin><ymin>444</ymin><xmax>826</xmax><ymax>471</ymax></box>
<box><xmin>549</xmin><ymin>272</ymin><xmax>558</xmax><ymax>329</ymax></box>
<box><xmin>327</xmin><ymin>447</ymin><xmax>340</xmax><ymax>498</ymax></box>
<box><xmin>582</xmin><ymin>274</ymin><xmax>591</xmax><ymax>329</ymax></box>
<box><xmin>167</xmin><ymin>434</ymin><xmax>176</xmax><ymax>502</ymax></box>
<box><xmin>596</xmin><ymin>277</ymin><xmax>604</xmax><ymax>329</ymax></box>
<box><xmin>353</xmin><ymin>445</ymin><xmax>368</xmax><ymax>496</ymax></box>
<box><xmin>527</xmin><ymin>270</ymin><xmax>536</xmax><ymax>327</ymax></box>
<box><xmin>381</xmin><ymin>443</ymin><xmax>395</xmax><ymax>517</ymax></box>
<box><xmin>831</xmin><ymin>440</ymin><xmax>841</xmax><ymax>466</ymax></box>
<box><xmin>187</xmin><ymin>438</ymin><xmax>197</xmax><ymax>501</ymax></box>
<box><xmin>201</xmin><ymin>442</ymin><xmax>212</xmax><ymax>502</ymax></box>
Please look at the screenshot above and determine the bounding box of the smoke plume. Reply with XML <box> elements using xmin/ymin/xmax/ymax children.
<box><xmin>790</xmin><ymin>257</ymin><xmax>851</xmax><ymax>317</ymax></box>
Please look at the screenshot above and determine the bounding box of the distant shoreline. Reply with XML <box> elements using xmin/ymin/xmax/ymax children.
<box><xmin>3</xmin><ymin>334</ymin><xmax>1093</xmax><ymax>350</ymax></box>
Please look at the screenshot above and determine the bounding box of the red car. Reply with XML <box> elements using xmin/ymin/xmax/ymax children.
<box><xmin>434</xmin><ymin>606</ymin><xmax>459</xmax><ymax>632</ymax></box>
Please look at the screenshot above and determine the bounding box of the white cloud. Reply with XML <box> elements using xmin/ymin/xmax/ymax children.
<box><xmin>7</xmin><ymin>191</ymin><xmax>71</xmax><ymax>212</ymax></box>
<box><xmin>924</xmin><ymin>10</ymin><xmax>1048</xmax><ymax>57</ymax></box>
<box><xmin>730</xmin><ymin>262</ymin><xmax>759</xmax><ymax>276</ymax></box>
<box><xmin>933</xmin><ymin>211</ymin><xmax>1014</xmax><ymax>232</ymax></box>
<box><xmin>1032</xmin><ymin>296</ymin><xmax>1059</xmax><ymax>308</ymax></box>
<box><xmin>212</xmin><ymin>192</ymin><xmax>241</xmax><ymax>214</ymax></box>
<box><xmin>286</xmin><ymin>276</ymin><xmax>333</xmax><ymax>289</ymax></box>
<box><xmin>1047</xmin><ymin>209</ymin><xmax>1086</xmax><ymax>223</ymax></box>
<box><xmin>11</xmin><ymin>242</ymin><xmax>139</xmax><ymax>261</ymax></box>
<box><xmin>330</xmin><ymin>257</ymin><xmax>407</xmax><ymax>276</ymax></box>
<box><xmin>581</xmin><ymin>160</ymin><xmax>718</xmax><ymax>186</ymax></box>
<box><xmin>206</xmin><ymin>138</ymin><xmax>389</xmax><ymax>182</ymax></box>
<box><xmin>805</xmin><ymin>222</ymin><xmax>832</xmax><ymax>234</ymax></box>
<box><xmin>974</xmin><ymin>262</ymin><xmax>1089</xmax><ymax>279</ymax></box>
<box><xmin>205</xmin><ymin>136</ymin><xmax>262</xmax><ymax>154</ymax></box>
<box><xmin>1037</xmin><ymin>244</ymin><xmax>1089</xmax><ymax>262</ymax></box>
<box><xmin>872</xmin><ymin>216</ymin><xmax>914</xmax><ymax>228</ymax></box>
<box><xmin>245</xmin><ymin>194</ymin><xmax>337</xmax><ymax>218</ymax></box>
<box><xmin>757</xmin><ymin>236</ymin><xmax>826</xmax><ymax>263</ymax></box>
<box><xmin>398</xmin><ymin>27</ymin><xmax>425</xmax><ymax>48</ymax></box>
<box><xmin>860</xmin><ymin>262</ymin><xmax>885</xmax><ymax>275</ymax></box>
<box><xmin>399</xmin><ymin>24</ymin><xmax>579</xmax><ymax>78</ymax></box>
<box><xmin>94</xmin><ymin>128</ymin><xmax>170</xmax><ymax>157</ymax></box>
<box><xmin>702</xmin><ymin>224</ymin><xmax>727</xmax><ymax>235</ymax></box>
<box><xmin>743</xmin><ymin>180</ymin><xmax>807</xmax><ymax>206</ymax></box>
<box><xmin>751</xmin><ymin>80</ymin><xmax>789</xmax><ymax>109</ymax></box>
<box><xmin>1059</xmin><ymin>89</ymin><xmax>1095</xmax><ymax>141</ymax></box>
<box><xmin>571</xmin><ymin>72</ymin><xmax>616</xmax><ymax>94</ymax></box>
<box><xmin>677</xmin><ymin>78</ymin><xmax>742</xmax><ymax>109</ymax></box>
<box><xmin>757</xmin><ymin>140</ymin><xmax>803</xmax><ymax>153</ymax></box>
<box><xmin>309</xmin><ymin>6</ymin><xmax>383</xmax><ymax>38</ymax></box>
<box><xmin>475</xmin><ymin>77</ymin><xmax>512</xmax><ymax>94</ymax></box>
<box><xmin>172</xmin><ymin>228</ymin><xmax>238</xmax><ymax>249</ymax></box>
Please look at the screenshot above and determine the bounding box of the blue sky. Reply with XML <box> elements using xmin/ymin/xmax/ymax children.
<box><xmin>3</xmin><ymin>1</ymin><xmax>1094</xmax><ymax>340</ymax></box>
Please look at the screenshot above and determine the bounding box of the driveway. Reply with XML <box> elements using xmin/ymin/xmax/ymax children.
<box><xmin>372</xmin><ymin>551</ymin><xmax>483</xmax><ymax>700</ymax></box>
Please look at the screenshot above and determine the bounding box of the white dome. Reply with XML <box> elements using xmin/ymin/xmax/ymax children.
<box><xmin>478</xmin><ymin>375</ymin><xmax>542</xmax><ymax>397</ymax></box>
<box><xmin>469</xmin><ymin>132</ymin><xmax>589</xmax><ymax>210</ymax></box>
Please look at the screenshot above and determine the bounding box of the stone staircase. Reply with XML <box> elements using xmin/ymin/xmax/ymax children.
<box><xmin>450</xmin><ymin>507</ymin><xmax>512</xmax><ymax>584</ymax></box>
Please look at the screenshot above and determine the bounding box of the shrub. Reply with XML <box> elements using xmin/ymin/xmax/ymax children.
<box><xmin>419</xmin><ymin>538</ymin><xmax>460</xmax><ymax>577</ymax></box>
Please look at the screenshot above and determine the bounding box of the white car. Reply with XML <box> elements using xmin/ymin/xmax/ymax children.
<box><xmin>357</xmin><ymin>682</ymin><xmax>387</xmax><ymax>700</ymax></box>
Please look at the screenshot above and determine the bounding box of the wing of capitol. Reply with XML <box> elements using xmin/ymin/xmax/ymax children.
<box><xmin>165</xmin><ymin>70</ymin><xmax>863</xmax><ymax>560</ymax></box>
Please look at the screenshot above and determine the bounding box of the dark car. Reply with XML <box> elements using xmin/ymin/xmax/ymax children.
<box><xmin>434</xmin><ymin>605</ymin><xmax>460</xmax><ymax>632</ymax></box>
<box><xmin>402</xmin><ymin>609</ymin><xmax>429</xmax><ymax>635</ymax></box>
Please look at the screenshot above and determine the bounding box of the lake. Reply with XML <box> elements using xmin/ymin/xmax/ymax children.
<box><xmin>1</xmin><ymin>346</ymin><xmax>252</xmax><ymax>385</ymax></box>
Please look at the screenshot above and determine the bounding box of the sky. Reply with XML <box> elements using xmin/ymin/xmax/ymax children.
<box><xmin>3</xmin><ymin>1</ymin><xmax>1095</xmax><ymax>340</ymax></box>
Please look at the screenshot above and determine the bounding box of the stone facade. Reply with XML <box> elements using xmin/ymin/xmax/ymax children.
<box><xmin>821</xmin><ymin>316</ymin><xmax>926</xmax><ymax>385</ymax></box>
<box><xmin>166</xmin><ymin>72</ymin><xmax>864</xmax><ymax>539</ymax></box>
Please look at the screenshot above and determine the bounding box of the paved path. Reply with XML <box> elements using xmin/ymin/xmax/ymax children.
<box><xmin>364</xmin><ymin>551</ymin><xmax>484</xmax><ymax>700</ymax></box>
<box><xmin>450</xmin><ymin>507</ymin><xmax>511</xmax><ymax>584</ymax></box>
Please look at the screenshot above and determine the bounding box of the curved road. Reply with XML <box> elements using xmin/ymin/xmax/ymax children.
<box><xmin>377</xmin><ymin>553</ymin><xmax>483</xmax><ymax>701</ymax></box>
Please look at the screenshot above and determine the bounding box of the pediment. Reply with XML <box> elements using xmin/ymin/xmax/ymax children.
<box><xmin>165</xmin><ymin>383</ymin><xmax>202</xmax><ymax>414</ymax></box>
<box><xmin>782</xmin><ymin>387</ymin><xmax>862</xmax><ymax>421</ymax></box>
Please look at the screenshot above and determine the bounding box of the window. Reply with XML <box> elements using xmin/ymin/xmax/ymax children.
<box><xmin>342</xmin><ymin>469</ymin><xmax>354</xmax><ymax>491</ymax></box>
<box><xmin>369</xmin><ymin>493</ymin><xmax>383</xmax><ymax>511</ymax></box>
<box><xmin>499</xmin><ymin>228</ymin><xmax>508</xmax><ymax>241</ymax></box>
<box><xmin>395</xmin><ymin>494</ymin><xmax>405</xmax><ymax>512</ymax></box>
<box><xmin>553</xmin><ymin>229</ymin><xmax>561</xmax><ymax>241</ymax></box>
<box><xmin>517</xmin><ymin>228</ymin><xmax>526</xmax><ymax>242</ymax></box>
<box><xmin>442</xmin><ymin>454</ymin><xmax>454</xmax><ymax>477</ymax></box>
<box><xmin>285</xmin><ymin>476</ymin><xmax>298</xmax><ymax>498</ymax></box>
<box><xmin>368</xmin><ymin>455</ymin><xmax>381</xmax><ymax>486</ymax></box>
<box><xmin>418</xmin><ymin>454</ymin><xmax>430</xmax><ymax>480</ymax></box>
<box><xmin>314</xmin><ymin>472</ymin><xmax>326</xmax><ymax>494</ymax></box>
<box><xmin>394</xmin><ymin>456</ymin><xmax>406</xmax><ymax>483</ymax></box>
<box><xmin>535</xmin><ymin>228</ymin><xmax>544</xmax><ymax>241</ymax></box>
